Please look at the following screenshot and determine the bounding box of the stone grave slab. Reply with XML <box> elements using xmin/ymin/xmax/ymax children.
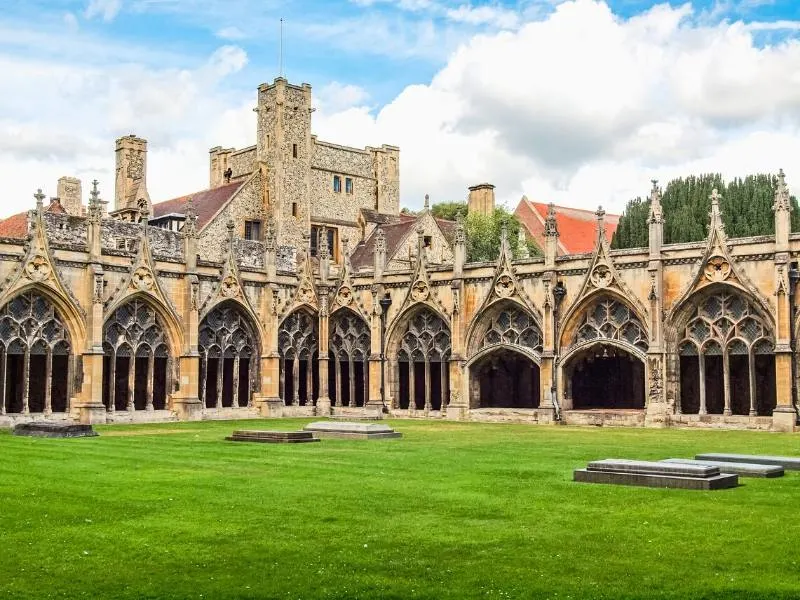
<box><xmin>574</xmin><ymin>458</ymin><xmax>738</xmax><ymax>490</ymax></box>
<box><xmin>695</xmin><ymin>453</ymin><xmax>800</xmax><ymax>471</ymax></box>
<box><xmin>662</xmin><ymin>458</ymin><xmax>783</xmax><ymax>478</ymax></box>
<box><xmin>303</xmin><ymin>421</ymin><xmax>402</xmax><ymax>440</ymax></box>
<box><xmin>226</xmin><ymin>430</ymin><xmax>319</xmax><ymax>444</ymax></box>
<box><xmin>13</xmin><ymin>422</ymin><xmax>98</xmax><ymax>438</ymax></box>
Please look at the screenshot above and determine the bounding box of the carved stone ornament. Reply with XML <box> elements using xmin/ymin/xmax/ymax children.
<box><xmin>336</xmin><ymin>285</ymin><xmax>353</xmax><ymax>306</ymax></box>
<box><xmin>411</xmin><ymin>280</ymin><xmax>429</xmax><ymax>302</ymax></box>
<box><xmin>127</xmin><ymin>153</ymin><xmax>144</xmax><ymax>180</ymax></box>
<box><xmin>220</xmin><ymin>274</ymin><xmax>240</xmax><ymax>298</ymax></box>
<box><xmin>449</xmin><ymin>388</ymin><xmax>460</xmax><ymax>406</ymax></box>
<box><xmin>494</xmin><ymin>273</ymin><xmax>515</xmax><ymax>298</ymax></box>
<box><xmin>704</xmin><ymin>255</ymin><xmax>731</xmax><ymax>282</ymax></box>
<box><xmin>297</xmin><ymin>282</ymin><xmax>315</xmax><ymax>304</ymax></box>
<box><xmin>93</xmin><ymin>274</ymin><xmax>104</xmax><ymax>304</ymax></box>
<box><xmin>190</xmin><ymin>279</ymin><xmax>199</xmax><ymax>310</ymax></box>
<box><xmin>24</xmin><ymin>254</ymin><xmax>51</xmax><ymax>282</ymax></box>
<box><xmin>590</xmin><ymin>264</ymin><xmax>613</xmax><ymax>288</ymax></box>
<box><xmin>130</xmin><ymin>266</ymin><xmax>155</xmax><ymax>291</ymax></box>
<box><xmin>648</xmin><ymin>356</ymin><xmax>663</xmax><ymax>402</ymax></box>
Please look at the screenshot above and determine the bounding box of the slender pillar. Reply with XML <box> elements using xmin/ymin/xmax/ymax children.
<box><xmin>408</xmin><ymin>361</ymin><xmax>416</xmax><ymax>413</ymax></box>
<box><xmin>292</xmin><ymin>356</ymin><xmax>300</xmax><ymax>406</ymax></box>
<box><xmin>440</xmin><ymin>361</ymin><xmax>447</xmax><ymax>416</ymax></box>
<box><xmin>363</xmin><ymin>358</ymin><xmax>369</xmax><ymax>408</ymax></box>
<box><xmin>698</xmin><ymin>355</ymin><xmax>707</xmax><ymax>415</ymax></box>
<box><xmin>216</xmin><ymin>356</ymin><xmax>224</xmax><ymax>409</ymax></box>
<box><xmin>146</xmin><ymin>352</ymin><xmax>155</xmax><ymax>411</ymax></box>
<box><xmin>348</xmin><ymin>356</ymin><xmax>355</xmax><ymax>408</ymax></box>
<box><xmin>44</xmin><ymin>350</ymin><xmax>53</xmax><ymax>415</ymax></box>
<box><xmin>280</xmin><ymin>358</ymin><xmax>286</xmax><ymax>404</ymax></box>
<box><xmin>127</xmin><ymin>356</ymin><xmax>135</xmax><ymax>411</ymax></box>
<box><xmin>335</xmin><ymin>358</ymin><xmax>342</xmax><ymax>407</ymax></box>
<box><xmin>423</xmin><ymin>357</ymin><xmax>431</xmax><ymax>415</ymax></box>
<box><xmin>199</xmin><ymin>354</ymin><xmax>207</xmax><ymax>409</ymax></box>
<box><xmin>21</xmin><ymin>348</ymin><xmax>31</xmax><ymax>414</ymax></box>
<box><xmin>748</xmin><ymin>352</ymin><xmax>757</xmax><ymax>416</ymax></box>
<box><xmin>233</xmin><ymin>356</ymin><xmax>241</xmax><ymax>408</ymax></box>
<box><xmin>66</xmin><ymin>354</ymin><xmax>74</xmax><ymax>413</ymax></box>
<box><xmin>723</xmin><ymin>351</ymin><xmax>731</xmax><ymax>416</ymax></box>
<box><xmin>108</xmin><ymin>352</ymin><xmax>116</xmax><ymax>413</ymax></box>
<box><xmin>0</xmin><ymin>348</ymin><xmax>6</xmax><ymax>415</ymax></box>
<box><xmin>244</xmin><ymin>358</ymin><xmax>252</xmax><ymax>407</ymax></box>
<box><xmin>305</xmin><ymin>357</ymin><xmax>313</xmax><ymax>407</ymax></box>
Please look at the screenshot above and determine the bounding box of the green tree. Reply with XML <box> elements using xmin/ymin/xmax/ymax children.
<box><xmin>464</xmin><ymin>207</ymin><xmax>540</xmax><ymax>262</ymax></box>
<box><xmin>431</xmin><ymin>201</ymin><xmax>468</xmax><ymax>221</ymax></box>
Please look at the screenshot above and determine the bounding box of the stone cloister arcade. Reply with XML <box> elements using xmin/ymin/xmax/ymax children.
<box><xmin>1</xmin><ymin>177</ymin><xmax>799</xmax><ymax>432</ymax></box>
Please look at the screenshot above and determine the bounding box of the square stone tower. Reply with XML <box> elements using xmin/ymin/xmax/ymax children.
<box><xmin>256</xmin><ymin>77</ymin><xmax>313</xmax><ymax>248</ymax></box>
<box><xmin>57</xmin><ymin>176</ymin><xmax>83</xmax><ymax>216</ymax></box>
<box><xmin>114</xmin><ymin>134</ymin><xmax>151</xmax><ymax>221</ymax></box>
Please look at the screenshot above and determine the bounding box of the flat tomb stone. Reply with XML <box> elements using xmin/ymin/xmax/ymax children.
<box><xmin>12</xmin><ymin>422</ymin><xmax>98</xmax><ymax>438</ymax></box>
<box><xmin>662</xmin><ymin>458</ymin><xmax>784</xmax><ymax>478</ymax></box>
<box><xmin>695</xmin><ymin>453</ymin><xmax>800</xmax><ymax>471</ymax></box>
<box><xmin>303</xmin><ymin>421</ymin><xmax>402</xmax><ymax>439</ymax></box>
<box><xmin>226</xmin><ymin>430</ymin><xmax>319</xmax><ymax>444</ymax></box>
<box><xmin>574</xmin><ymin>469</ymin><xmax>738</xmax><ymax>490</ymax></box>
<box><xmin>586</xmin><ymin>459</ymin><xmax>720</xmax><ymax>478</ymax></box>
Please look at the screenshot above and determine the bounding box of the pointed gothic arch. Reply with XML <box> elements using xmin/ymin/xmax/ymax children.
<box><xmin>0</xmin><ymin>290</ymin><xmax>74</xmax><ymax>415</ymax></box>
<box><xmin>387</xmin><ymin>304</ymin><xmax>451</xmax><ymax>413</ymax></box>
<box><xmin>278</xmin><ymin>307</ymin><xmax>318</xmax><ymax>407</ymax></box>
<box><xmin>102</xmin><ymin>298</ymin><xmax>172</xmax><ymax>412</ymax></box>
<box><xmin>328</xmin><ymin>307</ymin><xmax>371</xmax><ymax>408</ymax></box>
<box><xmin>199</xmin><ymin>300</ymin><xmax>260</xmax><ymax>410</ymax></box>
<box><xmin>672</xmin><ymin>285</ymin><xmax>776</xmax><ymax>416</ymax></box>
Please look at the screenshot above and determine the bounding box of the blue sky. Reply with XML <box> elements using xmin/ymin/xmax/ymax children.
<box><xmin>3</xmin><ymin>0</ymin><xmax>800</xmax><ymax>214</ymax></box>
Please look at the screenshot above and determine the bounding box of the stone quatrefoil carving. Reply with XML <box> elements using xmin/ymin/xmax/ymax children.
<box><xmin>410</xmin><ymin>280</ymin><xmax>429</xmax><ymax>302</ymax></box>
<box><xmin>220</xmin><ymin>275</ymin><xmax>240</xmax><ymax>298</ymax></box>
<box><xmin>336</xmin><ymin>285</ymin><xmax>353</xmax><ymax>306</ymax></box>
<box><xmin>590</xmin><ymin>264</ymin><xmax>613</xmax><ymax>288</ymax></box>
<box><xmin>704</xmin><ymin>256</ymin><xmax>732</xmax><ymax>282</ymax></box>
<box><xmin>494</xmin><ymin>274</ymin><xmax>515</xmax><ymax>298</ymax></box>
<box><xmin>24</xmin><ymin>255</ymin><xmax>51</xmax><ymax>282</ymax></box>
<box><xmin>297</xmin><ymin>283</ymin><xmax>314</xmax><ymax>304</ymax></box>
<box><xmin>130</xmin><ymin>267</ymin><xmax>155</xmax><ymax>292</ymax></box>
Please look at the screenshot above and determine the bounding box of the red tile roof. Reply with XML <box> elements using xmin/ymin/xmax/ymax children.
<box><xmin>515</xmin><ymin>197</ymin><xmax>619</xmax><ymax>255</ymax></box>
<box><xmin>152</xmin><ymin>180</ymin><xmax>244</xmax><ymax>231</ymax></box>
<box><xmin>0</xmin><ymin>199</ymin><xmax>69</xmax><ymax>239</ymax></box>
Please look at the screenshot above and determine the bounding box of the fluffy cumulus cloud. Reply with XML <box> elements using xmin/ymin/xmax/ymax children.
<box><xmin>85</xmin><ymin>0</ymin><xmax>123</xmax><ymax>22</ymax></box>
<box><xmin>6</xmin><ymin>0</ymin><xmax>800</xmax><ymax>218</ymax></box>
<box><xmin>311</xmin><ymin>0</ymin><xmax>800</xmax><ymax>211</ymax></box>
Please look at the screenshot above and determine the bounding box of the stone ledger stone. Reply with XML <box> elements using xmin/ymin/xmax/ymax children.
<box><xmin>695</xmin><ymin>453</ymin><xmax>800</xmax><ymax>471</ymax></box>
<box><xmin>573</xmin><ymin>458</ymin><xmax>738</xmax><ymax>490</ymax></box>
<box><xmin>303</xmin><ymin>421</ymin><xmax>402</xmax><ymax>440</ymax></box>
<box><xmin>12</xmin><ymin>422</ymin><xmax>98</xmax><ymax>438</ymax></box>
<box><xmin>226</xmin><ymin>430</ymin><xmax>319</xmax><ymax>444</ymax></box>
<box><xmin>662</xmin><ymin>458</ymin><xmax>784</xmax><ymax>478</ymax></box>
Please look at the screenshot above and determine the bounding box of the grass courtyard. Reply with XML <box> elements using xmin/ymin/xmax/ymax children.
<box><xmin>1</xmin><ymin>419</ymin><xmax>800</xmax><ymax>599</ymax></box>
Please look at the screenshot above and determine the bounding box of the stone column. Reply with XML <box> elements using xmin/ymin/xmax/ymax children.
<box><xmin>423</xmin><ymin>357</ymin><xmax>432</xmax><ymax>415</ymax></box>
<box><xmin>305</xmin><ymin>357</ymin><xmax>313</xmax><ymax>407</ymax></box>
<box><xmin>363</xmin><ymin>358</ymin><xmax>369</xmax><ymax>408</ymax></box>
<box><xmin>0</xmin><ymin>348</ymin><xmax>6</xmax><ymax>415</ymax></box>
<box><xmin>44</xmin><ymin>350</ymin><xmax>53</xmax><ymax>415</ymax></box>
<box><xmin>292</xmin><ymin>356</ymin><xmax>300</xmax><ymax>406</ymax></box>
<box><xmin>146</xmin><ymin>352</ymin><xmax>155</xmax><ymax>411</ymax></box>
<box><xmin>748</xmin><ymin>352</ymin><xmax>757</xmax><ymax>417</ymax></box>
<box><xmin>279</xmin><ymin>358</ymin><xmax>286</xmax><ymax>403</ymax></box>
<box><xmin>698</xmin><ymin>354</ymin><xmax>707</xmax><ymax>416</ymax></box>
<box><xmin>216</xmin><ymin>357</ymin><xmax>224</xmax><ymax>409</ymax></box>
<box><xmin>348</xmin><ymin>356</ymin><xmax>355</xmax><ymax>408</ymax></box>
<box><xmin>334</xmin><ymin>358</ymin><xmax>342</xmax><ymax>408</ymax></box>
<box><xmin>232</xmin><ymin>356</ymin><xmax>241</xmax><ymax>408</ymax></box>
<box><xmin>440</xmin><ymin>361</ymin><xmax>447</xmax><ymax>417</ymax></box>
<box><xmin>408</xmin><ymin>362</ymin><xmax>416</xmax><ymax>414</ymax></box>
<box><xmin>22</xmin><ymin>347</ymin><xmax>30</xmax><ymax>414</ymax></box>
<box><xmin>127</xmin><ymin>356</ymin><xmax>136</xmax><ymax>411</ymax></box>
<box><xmin>316</xmin><ymin>293</ymin><xmax>330</xmax><ymax>415</ymax></box>
<box><xmin>108</xmin><ymin>353</ymin><xmax>116</xmax><ymax>413</ymax></box>
<box><xmin>199</xmin><ymin>355</ymin><xmax>207</xmax><ymax>409</ymax></box>
<box><xmin>722</xmin><ymin>351</ymin><xmax>731</xmax><ymax>416</ymax></box>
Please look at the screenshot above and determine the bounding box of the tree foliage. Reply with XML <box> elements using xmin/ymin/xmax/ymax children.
<box><xmin>611</xmin><ymin>173</ymin><xmax>800</xmax><ymax>249</ymax></box>
<box><xmin>431</xmin><ymin>202</ymin><xmax>468</xmax><ymax>221</ymax></box>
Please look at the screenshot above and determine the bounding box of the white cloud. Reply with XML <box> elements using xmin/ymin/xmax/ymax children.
<box><xmin>315</xmin><ymin>82</ymin><xmax>371</xmax><ymax>114</ymax></box>
<box><xmin>85</xmin><ymin>0</ymin><xmax>123</xmax><ymax>22</ymax></box>
<box><xmin>216</xmin><ymin>26</ymin><xmax>246</xmax><ymax>40</ymax></box>
<box><xmin>63</xmin><ymin>12</ymin><xmax>80</xmax><ymax>32</ymax></box>
<box><xmin>446</xmin><ymin>4</ymin><xmax>520</xmax><ymax>29</ymax></box>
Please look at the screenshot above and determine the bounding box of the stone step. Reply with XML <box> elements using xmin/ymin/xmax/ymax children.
<box><xmin>574</xmin><ymin>469</ymin><xmax>738</xmax><ymax>490</ymax></box>
<box><xmin>586</xmin><ymin>458</ymin><xmax>720</xmax><ymax>478</ymax></box>
<box><xmin>13</xmin><ymin>422</ymin><xmax>98</xmax><ymax>438</ymax></box>
<box><xmin>695</xmin><ymin>453</ymin><xmax>800</xmax><ymax>471</ymax></box>
<box><xmin>303</xmin><ymin>421</ymin><xmax>402</xmax><ymax>439</ymax></box>
<box><xmin>226</xmin><ymin>430</ymin><xmax>319</xmax><ymax>444</ymax></box>
<box><xmin>662</xmin><ymin>458</ymin><xmax>784</xmax><ymax>478</ymax></box>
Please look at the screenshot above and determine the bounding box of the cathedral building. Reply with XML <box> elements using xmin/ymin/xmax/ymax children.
<box><xmin>0</xmin><ymin>76</ymin><xmax>797</xmax><ymax>432</ymax></box>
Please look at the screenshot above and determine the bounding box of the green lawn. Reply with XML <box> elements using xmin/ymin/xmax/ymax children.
<box><xmin>2</xmin><ymin>420</ymin><xmax>800</xmax><ymax>599</ymax></box>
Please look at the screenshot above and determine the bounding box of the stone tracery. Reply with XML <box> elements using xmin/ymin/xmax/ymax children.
<box><xmin>329</xmin><ymin>309</ymin><xmax>370</xmax><ymax>407</ymax></box>
<box><xmin>278</xmin><ymin>310</ymin><xmax>318</xmax><ymax>406</ymax></box>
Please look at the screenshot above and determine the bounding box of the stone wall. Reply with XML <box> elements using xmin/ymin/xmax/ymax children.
<box><xmin>44</xmin><ymin>213</ymin><xmax>88</xmax><ymax>250</ymax></box>
<box><xmin>197</xmin><ymin>172</ymin><xmax>264</xmax><ymax>260</ymax></box>
<box><xmin>228</xmin><ymin>146</ymin><xmax>256</xmax><ymax>181</ymax></box>
<box><xmin>386</xmin><ymin>212</ymin><xmax>454</xmax><ymax>270</ymax></box>
<box><xmin>237</xmin><ymin>239</ymin><xmax>265</xmax><ymax>270</ymax></box>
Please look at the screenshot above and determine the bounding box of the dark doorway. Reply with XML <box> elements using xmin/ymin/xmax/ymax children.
<box><xmin>470</xmin><ymin>349</ymin><xmax>540</xmax><ymax>409</ymax></box>
<box><xmin>569</xmin><ymin>347</ymin><xmax>645</xmax><ymax>409</ymax></box>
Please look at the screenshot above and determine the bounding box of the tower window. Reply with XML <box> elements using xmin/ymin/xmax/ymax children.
<box><xmin>310</xmin><ymin>225</ymin><xmax>338</xmax><ymax>261</ymax></box>
<box><xmin>424</xmin><ymin>236</ymin><xmax>432</xmax><ymax>249</ymax></box>
<box><xmin>345</xmin><ymin>177</ymin><xmax>353</xmax><ymax>195</ymax></box>
<box><xmin>293</xmin><ymin>143</ymin><xmax>298</xmax><ymax>158</ymax></box>
<box><xmin>292</xmin><ymin>202</ymin><xmax>298</xmax><ymax>218</ymax></box>
<box><xmin>333</xmin><ymin>175</ymin><xmax>342</xmax><ymax>193</ymax></box>
<box><xmin>244</xmin><ymin>220</ymin><xmax>262</xmax><ymax>241</ymax></box>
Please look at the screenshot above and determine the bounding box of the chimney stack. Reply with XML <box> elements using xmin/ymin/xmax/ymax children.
<box><xmin>468</xmin><ymin>183</ymin><xmax>495</xmax><ymax>216</ymax></box>
<box><xmin>57</xmin><ymin>176</ymin><xmax>83</xmax><ymax>216</ymax></box>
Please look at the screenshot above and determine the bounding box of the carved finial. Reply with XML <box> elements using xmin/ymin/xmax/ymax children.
<box><xmin>88</xmin><ymin>180</ymin><xmax>102</xmax><ymax>224</ymax></box>
<box><xmin>375</xmin><ymin>227</ymin><xmax>386</xmax><ymax>253</ymax></box>
<box><xmin>454</xmin><ymin>212</ymin><xmax>466</xmax><ymax>245</ymax></box>
<box><xmin>90</xmin><ymin>180</ymin><xmax>100</xmax><ymax>204</ymax></box>
<box><xmin>416</xmin><ymin>225</ymin><xmax>426</xmax><ymax>260</ymax></box>
<box><xmin>517</xmin><ymin>225</ymin><xmax>530</xmax><ymax>259</ymax></box>
<box><xmin>264</xmin><ymin>216</ymin><xmax>276</xmax><ymax>251</ymax></box>
<box><xmin>319</xmin><ymin>227</ymin><xmax>330</xmax><ymax>261</ymax></box>
<box><xmin>34</xmin><ymin>189</ymin><xmax>45</xmax><ymax>211</ymax></box>
<box><xmin>595</xmin><ymin>205</ymin><xmax>606</xmax><ymax>243</ymax></box>
<box><xmin>424</xmin><ymin>194</ymin><xmax>430</xmax><ymax>210</ymax></box>
<box><xmin>544</xmin><ymin>203</ymin><xmax>559</xmax><ymax>237</ymax></box>
<box><xmin>184</xmin><ymin>197</ymin><xmax>198</xmax><ymax>237</ymax></box>
<box><xmin>648</xmin><ymin>180</ymin><xmax>663</xmax><ymax>224</ymax></box>
<box><xmin>710</xmin><ymin>188</ymin><xmax>722</xmax><ymax>208</ymax></box>
<box><xmin>341</xmin><ymin>235</ymin><xmax>349</xmax><ymax>258</ymax></box>
<box><xmin>773</xmin><ymin>168</ymin><xmax>792</xmax><ymax>213</ymax></box>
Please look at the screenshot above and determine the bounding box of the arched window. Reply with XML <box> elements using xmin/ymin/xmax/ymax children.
<box><xmin>329</xmin><ymin>310</ymin><xmax>371</xmax><ymax>408</ymax></box>
<box><xmin>278</xmin><ymin>310</ymin><xmax>318</xmax><ymax>406</ymax></box>
<box><xmin>572</xmin><ymin>297</ymin><xmax>647</xmax><ymax>352</ymax></box>
<box><xmin>0</xmin><ymin>291</ymin><xmax>72</xmax><ymax>414</ymax></box>
<box><xmin>480</xmin><ymin>306</ymin><xmax>542</xmax><ymax>355</ymax></box>
<box><xmin>395</xmin><ymin>308</ymin><xmax>451</xmax><ymax>412</ymax></box>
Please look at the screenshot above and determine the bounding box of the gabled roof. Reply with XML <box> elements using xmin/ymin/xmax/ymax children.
<box><xmin>151</xmin><ymin>180</ymin><xmax>244</xmax><ymax>231</ymax></box>
<box><xmin>0</xmin><ymin>199</ymin><xmax>68</xmax><ymax>239</ymax></box>
<box><xmin>515</xmin><ymin>196</ymin><xmax>619</xmax><ymax>255</ymax></box>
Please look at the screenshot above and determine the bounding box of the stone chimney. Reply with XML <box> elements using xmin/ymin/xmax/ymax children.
<box><xmin>468</xmin><ymin>183</ymin><xmax>495</xmax><ymax>216</ymax></box>
<box><xmin>114</xmin><ymin>135</ymin><xmax>150</xmax><ymax>214</ymax></box>
<box><xmin>57</xmin><ymin>176</ymin><xmax>83</xmax><ymax>216</ymax></box>
<box><xmin>209</xmin><ymin>146</ymin><xmax>235</xmax><ymax>188</ymax></box>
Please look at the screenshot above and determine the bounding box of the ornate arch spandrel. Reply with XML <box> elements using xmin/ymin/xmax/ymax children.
<box><xmin>465</xmin><ymin>299</ymin><xmax>543</xmax><ymax>361</ymax></box>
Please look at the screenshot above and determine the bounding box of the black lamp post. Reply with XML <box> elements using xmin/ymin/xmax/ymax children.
<box><xmin>551</xmin><ymin>280</ymin><xmax>567</xmax><ymax>421</ymax></box>
<box><xmin>379</xmin><ymin>292</ymin><xmax>393</xmax><ymax>414</ymax></box>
